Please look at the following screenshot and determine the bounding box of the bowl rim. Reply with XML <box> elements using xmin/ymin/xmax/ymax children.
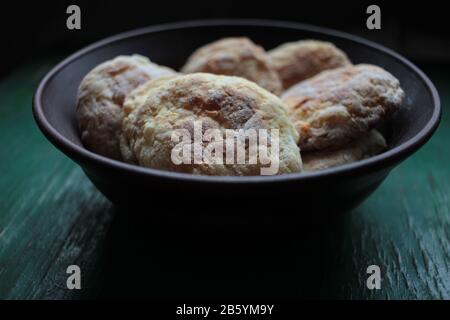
<box><xmin>33</xmin><ymin>19</ymin><xmax>441</xmax><ymax>184</ymax></box>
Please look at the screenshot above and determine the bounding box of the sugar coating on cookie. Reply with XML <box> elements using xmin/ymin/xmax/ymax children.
<box><xmin>120</xmin><ymin>73</ymin><xmax>301</xmax><ymax>175</ymax></box>
<box><xmin>181</xmin><ymin>37</ymin><xmax>283</xmax><ymax>95</ymax></box>
<box><xmin>302</xmin><ymin>130</ymin><xmax>387</xmax><ymax>171</ymax></box>
<box><xmin>76</xmin><ymin>55</ymin><xmax>176</xmax><ymax>159</ymax></box>
<box><xmin>282</xmin><ymin>64</ymin><xmax>404</xmax><ymax>151</ymax></box>
<box><xmin>268</xmin><ymin>40</ymin><xmax>352</xmax><ymax>90</ymax></box>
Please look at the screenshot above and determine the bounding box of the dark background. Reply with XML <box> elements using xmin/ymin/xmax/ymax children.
<box><xmin>0</xmin><ymin>0</ymin><xmax>449</xmax><ymax>78</ymax></box>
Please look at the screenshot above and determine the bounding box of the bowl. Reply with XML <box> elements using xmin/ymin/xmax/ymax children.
<box><xmin>32</xmin><ymin>19</ymin><xmax>441</xmax><ymax>215</ymax></box>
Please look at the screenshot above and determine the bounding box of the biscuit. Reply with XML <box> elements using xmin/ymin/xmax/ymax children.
<box><xmin>302</xmin><ymin>130</ymin><xmax>387</xmax><ymax>171</ymax></box>
<box><xmin>282</xmin><ymin>64</ymin><xmax>404</xmax><ymax>151</ymax></box>
<box><xmin>120</xmin><ymin>73</ymin><xmax>301</xmax><ymax>175</ymax></box>
<box><xmin>181</xmin><ymin>37</ymin><xmax>282</xmax><ymax>95</ymax></box>
<box><xmin>268</xmin><ymin>40</ymin><xmax>352</xmax><ymax>90</ymax></box>
<box><xmin>76</xmin><ymin>54</ymin><xmax>176</xmax><ymax>159</ymax></box>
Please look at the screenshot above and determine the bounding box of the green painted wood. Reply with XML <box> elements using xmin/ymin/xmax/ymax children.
<box><xmin>0</xmin><ymin>59</ymin><xmax>448</xmax><ymax>299</ymax></box>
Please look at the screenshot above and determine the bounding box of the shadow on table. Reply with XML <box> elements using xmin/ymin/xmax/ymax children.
<box><xmin>86</xmin><ymin>199</ymin><xmax>362</xmax><ymax>299</ymax></box>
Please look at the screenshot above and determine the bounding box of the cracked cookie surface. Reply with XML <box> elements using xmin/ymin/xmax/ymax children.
<box><xmin>302</xmin><ymin>130</ymin><xmax>387</xmax><ymax>171</ymax></box>
<box><xmin>120</xmin><ymin>73</ymin><xmax>301</xmax><ymax>175</ymax></box>
<box><xmin>181</xmin><ymin>37</ymin><xmax>282</xmax><ymax>95</ymax></box>
<box><xmin>282</xmin><ymin>64</ymin><xmax>404</xmax><ymax>151</ymax></box>
<box><xmin>76</xmin><ymin>55</ymin><xmax>176</xmax><ymax>159</ymax></box>
<box><xmin>269</xmin><ymin>40</ymin><xmax>351</xmax><ymax>90</ymax></box>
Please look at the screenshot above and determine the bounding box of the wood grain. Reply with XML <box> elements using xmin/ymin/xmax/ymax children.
<box><xmin>0</xmin><ymin>60</ymin><xmax>448</xmax><ymax>299</ymax></box>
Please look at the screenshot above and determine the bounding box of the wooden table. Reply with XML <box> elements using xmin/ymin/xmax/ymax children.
<box><xmin>0</xmin><ymin>57</ymin><xmax>449</xmax><ymax>300</ymax></box>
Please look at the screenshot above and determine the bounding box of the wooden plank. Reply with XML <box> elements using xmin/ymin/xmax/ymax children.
<box><xmin>0</xmin><ymin>58</ymin><xmax>112</xmax><ymax>299</ymax></box>
<box><xmin>0</xmin><ymin>60</ymin><xmax>448</xmax><ymax>299</ymax></box>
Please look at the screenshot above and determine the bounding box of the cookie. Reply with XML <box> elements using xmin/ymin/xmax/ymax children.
<box><xmin>76</xmin><ymin>54</ymin><xmax>176</xmax><ymax>159</ymax></box>
<box><xmin>302</xmin><ymin>130</ymin><xmax>387</xmax><ymax>171</ymax></box>
<box><xmin>282</xmin><ymin>64</ymin><xmax>404</xmax><ymax>151</ymax></box>
<box><xmin>181</xmin><ymin>37</ymin><xmax>282</xmax><ymax>95</ymax></box>
<box><xmin>268</xmin><ymin>40</ymin><xmax>351</xmax><ymax>90</ymax></box>
<box><xmin>120</xmin><ymin>73</ymin><xmax>301</xmax><ymax>175</ymax></box>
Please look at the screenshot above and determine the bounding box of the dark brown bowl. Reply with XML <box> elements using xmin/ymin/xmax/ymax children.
<box><xmin>32</xmin><ymin>19</ymin><xmax>440</xmax><ymax>215</ymax></box>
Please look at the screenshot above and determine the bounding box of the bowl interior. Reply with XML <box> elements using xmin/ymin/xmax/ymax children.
<box><xmin>39</xmin><ymin>21</ymin><xmax>437</xmax><ymax>175</ymax></box>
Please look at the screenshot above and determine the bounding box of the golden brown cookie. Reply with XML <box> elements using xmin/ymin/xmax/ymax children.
<box><xmin>76</xmin><ymin>55</ymin><xmax>176</xmax><ymax>160</ymax></box>
<box><xmin>302</xmin><ymin>130</ymin><xmax>387</xmax><ymax>171</ymax></box>
<box><xmin>282</xmin><ymin>64</ymin><xmax>404</xmax><ymax>151</ymax></box>
<box><xmin>181</xmin><ymin>37</ymin><xmax>282</xmax><ymax>95</ymax></box>
<box><xmin>120</xmin><ymin>73</ymin><xmax>301</xmax><ymax>175</ymax></box>
<box><xmin>268</xmin><ymin>40</ymin><xmax>351</xmax><ymax>90</ymax></box>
